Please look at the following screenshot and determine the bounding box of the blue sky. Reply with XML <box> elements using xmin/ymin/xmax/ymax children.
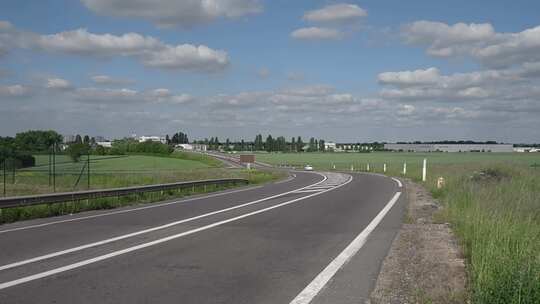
<box><xmin>1</xmin><ymin>1</ymin><xmax>540</xmax><ymax>142</ymax></box>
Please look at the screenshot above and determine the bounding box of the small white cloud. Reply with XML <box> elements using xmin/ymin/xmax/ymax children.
<box><xmin>91</xmin><ymin>75</ymin><xmax>133</xmax><ymax>85</ymax></box>
<box><xmin>46</xmin><ymin>78</ymin><xmax>71</xmax><ymax>90</ymax></box>
<box><xmin>0</xmin><ymin>84</ymin><xmax>31</xmax><ymax>97</ymax></box>
<box><xmin>291</xmin><ymin>27</ymin><xmax>343</xmax><ymax>40</ymax></box>
<box><xmin>304</xmin><ymin>4</ymin><xmax>367</xmax><ymax>23</ymax></box>
<box><xmin>378</xmin><ymin>68</ymin><xmax>441</xmax><ymax>86</ymax></box>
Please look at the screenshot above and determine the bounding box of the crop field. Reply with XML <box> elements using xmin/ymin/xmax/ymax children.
<box><xmin>259</xmin><ymin>151</ymin><xmax>540</xmax><ymax>304</ymax></box>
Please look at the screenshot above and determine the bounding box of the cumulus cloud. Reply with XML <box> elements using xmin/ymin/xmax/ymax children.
<box><xmin>46</xmin><ymin>78</ymin><xmax>72</xmax><ymax>90</ymax></box>
<box><xmin>291</xmin><ymin>27</ymin><xmax>343</xmax><ymax>40</ymax></box>
<box><xmin>303</xmin><ymin>3</ymin><xmax>367</xmax><ymax>23</ymax></box>
<box><xmin>0</xmin><ymin>21</ymin><xmax>229</xmax><ymax>72</ymax></box>
<box><xmin>402</xmin><ymin>21</ymin><xmax>540</xmax><ymax>67</ymax></box>
<box><xmin>81</xmin><ymin>0</ymin><xmax>262</xmax><ymax>28</ymax></box>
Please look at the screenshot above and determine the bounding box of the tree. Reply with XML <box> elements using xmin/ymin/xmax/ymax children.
<box><xmin>265</xmin><ymin>135</ymin><xmax>274</xmax><ymax>152</ymax></box>
<box><xmin>308</xmin><ymin>137</ymin><xmax>316</xmax><ymax>152</ymax></box>
<box><xmin>66</xmin><ymin>143</ymin><xmax>88</xmax><ymax>162</ymax></box>
<box><xmin>75</xmin><ymin>134</ymin><xmax>82</xmax><ymax>144</ymax></box>
<box><xmin>296</xmin><ymin>136</ymin><xmax>303</xmax><ymax>152</ymax></box>
<box><xmin>14</xmin><ymin>130</ymin><xmax>63</xmax><ymax>152</ymax></box>
<box><xmin>319</xmin><ymin>139</ymin><xmax>325</xmax><ymax>152</ymax></box>
<box><xmin>165</xmin><ymin>134</ymin><xmax>170</xmax><ymax>145</ymax></box>
<box><xmin>291</xmin><ymin>137</ymin><xmax>296</xmax><ymax>152</ymax></box>
<box><xmin>83</xmin><ymin>135</ymin><xmax>90</xmax><ymax>145</ymax></box>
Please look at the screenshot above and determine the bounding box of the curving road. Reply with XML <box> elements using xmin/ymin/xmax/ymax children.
<box><xmin>0</xmin><ymin>171</ymin><xmax>405</xmax><ymax>304</ymax></box>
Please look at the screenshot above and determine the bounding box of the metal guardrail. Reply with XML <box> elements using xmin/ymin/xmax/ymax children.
<box><xmin>0</xmin><ymin>178</ymin><xmax>248</xmax><ymax>209</ymax></box>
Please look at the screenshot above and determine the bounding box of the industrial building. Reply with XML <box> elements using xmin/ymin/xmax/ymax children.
<box><xmin>384</xmin><ymin>143</ymin><xmax>514</xmax><ymax>152</ymax></box>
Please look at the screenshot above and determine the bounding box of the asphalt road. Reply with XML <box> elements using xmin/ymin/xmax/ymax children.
<box><xmin>0</xmin><ymin>170</ymin><xmax>405</xmax><ymax>304</ymax></box>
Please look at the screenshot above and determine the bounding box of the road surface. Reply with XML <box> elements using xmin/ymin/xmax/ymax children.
<box><xmin>0</xmin><ymin>171</ymin><xmax>405</xmax><ymax>303</ymax></box>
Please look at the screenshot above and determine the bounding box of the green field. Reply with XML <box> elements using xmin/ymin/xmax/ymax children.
<box><xmin>1</xmin><ymin>153</ymin><xmax>225</xmax><ymax>196</ymax></box>
<box><xmin>27</xmin><ymin>155</ymin><xmax>211</xmax><ymax>173</ymax></box>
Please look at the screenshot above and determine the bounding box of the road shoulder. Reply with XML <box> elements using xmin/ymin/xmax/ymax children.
<box><xmin>368</xmin><ymin>180</ymin><xmax>467</xmax><ymax>304</ymax></box>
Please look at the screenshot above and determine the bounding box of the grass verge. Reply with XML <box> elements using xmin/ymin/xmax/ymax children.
<box><xmin>0</xmin><ymin>169</ymin><xmax>285</xmax><ymax>224</ymax></box>
<box><xmin>426</xmin><ymin>165</ymin><xmax>540</xmax><ymax>304</ymax></box>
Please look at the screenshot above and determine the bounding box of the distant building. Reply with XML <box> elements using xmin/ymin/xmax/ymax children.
<box><xmin>514</xmin><ymin>147</ymin><xmax>540</xmax><ymax>152</ymax></box>
<box><xmin>324</xmin><ymin>142</ymin><xmax>337</xmax><ymax>151</ymax></box>
<box><xmin>384</xmin><ymin>143</ymin><xmax>513</xmax><ymax>153</ymax></box>
<box><xmin>97</xmin><ymin>141</ymin><xmax>112</xmax><ymax>148</ymax></box>
<box><xmin>139</xmin><ymin>136</ymin><xmax>166</xmax><ymax>144</ymax></box>
<box><xmin>175</xmin><ymin>143</ymin><xmax>207</xmax><ymax>151</ymax></box>
<box><xmin>94</xmin><ymin>136</ymin><xmax>107</xmax><ymax>142</ymax></box>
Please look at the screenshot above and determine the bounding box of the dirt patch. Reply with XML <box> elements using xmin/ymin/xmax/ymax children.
<box><xmin>368</xmin><ymin>180</ymin><xmax>467</xmax><ymax>304</ymax></box>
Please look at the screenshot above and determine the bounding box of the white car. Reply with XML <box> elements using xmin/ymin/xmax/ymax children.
<box><xmin>304</xmin><ymin>165</ymin><xmax>314</xmax><ymax>171</ymax></box>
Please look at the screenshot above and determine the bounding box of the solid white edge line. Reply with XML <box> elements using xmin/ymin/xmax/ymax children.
<box><xmin>0</xmin><ymin>174</ymin><xmax>352</xmax><ymax>291</ymax></box>
<box><xmin>391</xmin><ymin>177</ymin><xmax>403</xmax><ymax>188</ymax></box>
<box><xmin>0</xmin><ymin>173</ymin><xmax>328</xmax><ymax>271</ymax></box>
<box><xmin>289</xmin><ymin>191</ymin><xmax>402</xmax><ymax>304</ymax></box>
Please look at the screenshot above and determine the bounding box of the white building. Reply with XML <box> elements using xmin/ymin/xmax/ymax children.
<box><xmin>97</xmin><ymin>141</ymin><xmax>112</xmax><ymax>148</ymax></box>
<box><xmin>384</xmin><ymin>143</ymin><xmax>514</xmax><ymax>153</ymax></box>
<box><xmin>324</xmin><ymin>142</ymin><xmax>337</xmax><ymax>151</ymax></box>
<box><xmin>175</xmin><ymin>143</ymin><xmax>208</xmax><ymax>151</ymax></box>
<box><xmin>139</xmin><ymin>136</ymin><xmax>166</xmax><ymax>144</ymax></box>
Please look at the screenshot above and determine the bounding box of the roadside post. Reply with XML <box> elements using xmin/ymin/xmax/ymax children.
<box><xmin>383</xmin><ymin>163</ymin><xmax>387</xmax><ymax>173</ymax></box>
<box><xmin>403</xmin><ymin>162</ymin><xmax>407</xmax><ymax>175</ymax></box>
<box><xmin>240</xmin><ymin>154</ymin><xmax>255</xmax><ymax>170</ymax></box>
<box><xmin>422</xmin><ymin>158</ymin><xmax>427</xmax><ymax>182</ymax></box>
<box><xmin>350</xmin><ymin>165</ymin><xmax>354</xmax><ymax>171</ymax></box>
<box><xmin>367</xmin><ymin>163</ymin><xmax>370</xmax><ymax>172</ymax></box>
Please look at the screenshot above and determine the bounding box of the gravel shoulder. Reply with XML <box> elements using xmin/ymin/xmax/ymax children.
<box><xmin>368</xmin><ymin>180</ymin><xmax>467</xmax><ymax>304</ymax></box>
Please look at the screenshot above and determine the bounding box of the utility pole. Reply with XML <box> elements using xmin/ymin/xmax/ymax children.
<box><xmin>48</xmin><ymin>148</ymin><xmax>52</xmax><ymax>186</ymax></box>
<box><xmin>52</xmin><ymin>142</ymin><xmax>56</xmax><ymax>192</ymax></box>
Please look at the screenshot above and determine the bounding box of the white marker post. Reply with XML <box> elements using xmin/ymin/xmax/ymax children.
<box><xmin>350</xmin><ymin>165</ymin><xmax>354</xmax><ymax>172</ymax></box>
<box><xmin>367</xmin><ymin>163</ymin><xmax>370</xmax><ymax>172</ymax></box>
<box><xmin>333</xmin><ymin>164</ymin><xmax>336</xmax><ymax>170</ymax></box>
<box><xmin>403</xmin><ymin>162</ymin><xmax>407</xmax><ymax>175</ymax></box>
<box><xmin>383</xmin><ymin>163</ymin><xmax>387</xmax><ymax>173</ymax></box>
<box><xmin>422</xmin><ymin>158</ymin><xmax>427</xmax><ymax>182</ymax></box>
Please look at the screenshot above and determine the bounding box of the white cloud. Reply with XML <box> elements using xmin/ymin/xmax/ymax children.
<box><xmin>304</xmin><ymin>3</ymin><xmax>367</xmax><ymax>23</ymax></box>
<box><xmin>0</xmin><ymin>22</ymin><xmax>230</xmax><ymax>72</ymax></box>
<box><xmin>81</xmin><ymin>0</ymin><xmax>262</xmax><ymax>28</ymax></box>
<box><xmin>140</xmin><ymin>44</ymin><xmax>229</xmax><ymax>71</ymax></box>
<box><xmin>91</xmin><ymin>75</ymin><xmax>133</xmax><ymax>85</ymax></box>
<box><xmin>46</xmin><ymin>78</ymin><xmax>71</xmax><ymax>90</ymax></box>
<box><xmin>378</xmin><ymin>68</ymin><xmax>440</xmax><ymax>86</ymax></box>
<box><xmin>402</xmin><ymin>21</ymin><xmax>540</xmax><ymax>67</ymax></box>
<box><xmin>0</xmin><ymin>84</ymin><xmax>31</xmax><ymax>97</ymax></box>
<box><xmin>291</xmin><ymin>27</ymin><xmax>343</xmax><ymax>40</ymax></box>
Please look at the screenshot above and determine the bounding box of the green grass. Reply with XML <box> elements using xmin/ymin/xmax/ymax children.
<box><xmin>27</xmin><ymin>155</ymin><xmax>211</xmax><ymax>173</ymax></box>
<box><xmin>429</xmin><ymin>165</ymin><xmax>540</xmax><ymax>304</ymax></box>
